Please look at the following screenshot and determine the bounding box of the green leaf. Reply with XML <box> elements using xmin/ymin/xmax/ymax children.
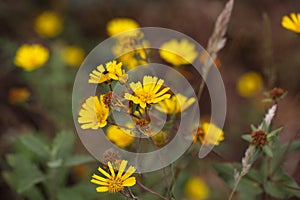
<box><xmin>4</xmin><ymin>154</ymin><xmax>45</xmax><ymax>193</ymax></box>
<box><xmin>63</xmin><ymin>155</ymin><xmax>94</xmax><ymax>167</ymax></box>
<box><xmin>263</xmin><ymin>145</ymin><xmax>273</xmax><ymax>157</ymax></box>
<box><xmin>267</xmin><ymin>127</ymin><xmax>283</xmax><ymax>141</ymax></box>
<box><xmin>262</xmin><ymin>98</ymin><xmax>273</xmax><ymax>103</ymax></box>
<box><xmin>241</xmin><ymin>134</ymin><xmax>252</xmax><ymax>142</ymax></box>
<box><xmin>285</xmin><ymin>140</ymin><xmax>300</xmax><ymax>153</ymax></box>
<box><xmin>57</xmin><ymin>188</ymin><xmax>84</xmax><ymax>200</ymax></box>
<box><xmin>19</xmin><ymin>135</ymin><xmax>50</xmax><ymax>159</ymax></box>
<box><xmin>23</xmin><ymin>186</ymin><xmax>45</xmax><ymax>200</ymax></box>
<box><xmin>52</xmin><ymin>131</ymin><xmax>75</xmax><ymax>159</ymax></box>
<box><xmin>250</xmin><ymin>124</ymin><xmax>257</xmax><ymax>132</ymax></box>
<box><xmin>212</xmin><ymin>163</ymin><xmax>235</xmax><ymax>187</ymax></box>
<box><xmin>47</xmin><ymin>158</ymin><xmax>63</xmax><ymax>168</ymax></box>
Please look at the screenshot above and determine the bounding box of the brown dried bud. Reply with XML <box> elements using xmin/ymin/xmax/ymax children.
<box><xmin>251</xmin><ymin>130</ymin><xmax>267</xmax><ymax>149</ymax></box>
<box><xmin>103</xmin><ymin>92</ymin><xmax>113</xmax><ymax>107</ymax></box>
<box><xmin>103</xmin><ymin>148</ymin><xmax>121</xmax><ymax>165</ymax></box>
<box><xmin>268</xmin><ymin>87</ymin><xmax>284</xmax><ymax>99</ymax></box>
<box><xmin>134</xmin><ymin>118</ymin><xmax>152</xmax><ymax>136</ymax></box>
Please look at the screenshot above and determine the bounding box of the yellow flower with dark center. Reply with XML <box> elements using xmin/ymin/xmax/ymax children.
<box><xmin>78</xmin><ymin>95</ymin><xmax>109</xmax><ymax>129</ymax></box>
<box><xmin>159</xmin><ymin>39</ymin><xmax>198</xmax><ymax>66</ymax></box>
<box><xmin>184</xmin><ymin>177</ymin><xmax>209</xmax><ymax>200</ymax></box>
<box><xmin>91</xmin><ymin>160</ymin><xmax>136</xmax><ymax>193</ymax></box>
<box><xmin>62</xmin><ymin>46</ymin><xmax>85</xmax><ymax>67</ymax></box>
<box><xmin>124</xmin><ymin>76</ymin><xmax>171</xmax><ymax>108</ymax></box>
<box><xmin>8</xmin><ymin>87</ymin><xmax>30</xmax><ymax>104</ymax></box>
<box><xmin>106</xmin><ymin>125</ymin><xmax>134</xmax><ymax>148</ymax></box>
<box><xmin>34</xmin><ymin>11</ymin><xmax>62</xmax><ymax>38</ymax></box>
<box><xmin>155</xmin><ymin>93</ymin><xmax>196</xmax><ymax>114</ymax></box>
<box><xmin>14</xmin><ymin>44</ymin><xmax>49</xmax><ymax>71</ymax></box>
<box><xmin>106</xmin><ymin>18</ymin><xmax>139</xmax><ymax>36</ymax></box>
<box><xmin>89</xmin><ymin>60</ymin><xmax>127</xmax><ymax>84</ymax></box>
<box><xmin>281</xmin><ymin>13</ymin><xmax>300</xmax><ymax>33</ymax></box>
<box><xmin>236</xmin><ymin>72</ymin><xmax>263</xmax><ymax>98</ymax></box>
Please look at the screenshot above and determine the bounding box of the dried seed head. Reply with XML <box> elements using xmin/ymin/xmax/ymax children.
<box><xmin>251</xmin><ymin>130</ymin><xmax>267</xmax><ymax>149</ymax></box>
<box><xmin>103</xmin><ymin>148</ymin><xmax>121</xmax><ymax>165</ymax></box>
<box><xmin>103</xmin><ymin>92</ymin><xmax>113</xmax><ymax>107</ymax></box>
<box><xmin>134</xmin><ymin>118</ymin><xmax>152</xmax><ymax>136</ymax></box>
<box><xmin>268</xmin><ymin>87</ymin><xmax>284</xmax><ymax>99</ymax></box>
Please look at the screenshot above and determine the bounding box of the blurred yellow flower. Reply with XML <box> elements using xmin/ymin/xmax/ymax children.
<box><xmin>62</xmin><ymin>46</ymin><xmax>85</xmax><ymax>67</ymax></box>
<box><xmin>155</xmin><ymin>93</ymin><xmax>196</xmax><ymax>114</ymax></box>
<box><xmin>113</xmin><ymin>39</ymin><xmax>149</xmax><ymax>69</ymax></box>
<box><xmin>236</xmin><ymin>71</ymin><xmax>263</xmax><ymax>98</ymax></box>
<box><xmin>194</xmin><ymin>122</ymin><xmax>224</xmax><ymax>146</ymax></box>
<box><xmin>124</xmin><ymin>76</ymin><xmax>171</xmax><ymax>108</ymax></box>
<box><xmin>281</xmin><ymin>13</ymin><xmax>300</xmax><ymax>33</ymax></box>
<box><xmin>152</xmin><ymin>131</ymin><xmax>168</xmax><ymax>146</ymax></box>
<box><xmin>91</xmin><ymin>160</ymin><xmax>136</xmax><ymax>193</ymax></box>
<box><xmin>8</xmin><ymin>87</ymin><xmax>30</xmax><ymax>104</ymax></box>
<box><xmin>14</xmin><ymin>44</ymin><xmax>49</xmax><ymax>71</ymax></box>
<box><xmin>34</xmin><ymin>11</ymin><xmax>62</xmax><ymax>38</ymax></box>
<box><xmin>106</xmin><ymin>18</ymin><xmax>139</xmax><ymax>36</ymax></box>
<box><xmin>159</xmin><ymin>39</ymin><xmax>198</xmax><ymax>66</ymax></box>
<box><xmin>184</xmin><ymin>177</ymin><xmax>209</xmax><ymax>200</ymax></box>
<box><xmin>106</xmin><ymin>125</ymin><xmax>134</xmax><ymax>148</ymax></box>
<box><xmin>78</xmin><ymin>95</ymin><xmax>109</xmax><ymax>129</ymax></box>
<box><xmin>89</xmin><ymin>60</ymin><xmax>127</xmax><ymax>84</ymax></box>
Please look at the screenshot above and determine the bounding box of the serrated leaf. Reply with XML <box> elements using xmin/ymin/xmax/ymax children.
<box><xmin>52</xmin><ymin>131</ymin><xmax>75</xmax><ymax>159</ymax></box>
<box><xmin>241</xmin><ymin>134</ymin><xmax>252</xmax><ymax>142</ymax></box>
<box><xmin>263</xmin><ymin>145</ymin><xmax>273</xmax><ymax>157</ymax></box>
<box><xmin>19</xmin><ymin>135</ymin><xmax>50</xmax><ymax>159</ymax></box>
<box><xmin>63</xmin><ymin>155</ymin><xmax>94</xmax><ymax>167</ymax></box>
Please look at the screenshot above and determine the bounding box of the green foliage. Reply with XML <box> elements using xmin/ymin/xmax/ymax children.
<box><xmin>3</xmin><ymin>131</ymin><xmax>95</xmax><ymax>199</ymax></box>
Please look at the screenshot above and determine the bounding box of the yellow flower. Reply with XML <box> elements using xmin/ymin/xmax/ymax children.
<box><xmin>198</xmin><ymin>122</ymin><xmax>224</xmax><ymax>146</ymax></box>
<box><xmin>236</xmin><ymin>72</ymin><xmax>263</xmax><ymax>98</ymax></box>
<box><xmin>62</xmin><ymin>46</ymin><xmax>85</xmax><ymax>67</ymax></box>
<box><xmin>281</xmin><ymin>13</ymin><xmax>300</xmax><ymax>33</ymax></box>
<box><xmin>14</xmin><ymin>44</ymin><xmax>49</xmax><ymax>71</ymax></box>
<box><xmin>159</xmin><ymin>38</ymin><xmax>198</xmax><ymax>66</ymax></box>
<box><xmin>91</xmin><ymin>160</ymin><xmax>136</xmax><ymax>193</ymax></box>
<box><xmin>155</xmin><ymin>93</ymin><xmax>196</xmax><ymax>114</ymax></box>
<box><xmin>106</xmin><ymin>18</ymin><xmax>139</xmax><ymax>36</ymax></box>
<box><xmin>124</xmin><ymin>76</ymin><xmax>171</xmax><ymax>108</ymax></box>
<box><xmin>34</xmin><ymin>11</ymin><xmax>62</xmax><ymax>38</ymax></box>
<box><xmin>89</xmin><ymin>60</ymin><xmax>127</xmax><ymax>84</ymax></box>
<box><xmin>113</xmin><ymin>39</ymin><xmax>149</xmax><ymax>69</ymax></box>
<box><xmin>78</xmin><ymin>95</ymin><xmax>109</xmax><ymax>129</ymax></box>
<box><xmin>8</xmin><ymin>87</ymin><xmax>30</xmax><ymax>104</ymax></box>
<box><xmin>106</xmin><ymin>125</ymin><xmax>134</xmax><ymax>148</ymax></box>
<box><xmin>184</xmin><ymin>177</ymin><xmax>209</xmax><ymax>200</ymax></box>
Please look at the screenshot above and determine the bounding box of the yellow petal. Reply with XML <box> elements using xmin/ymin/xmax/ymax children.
<box><xmin>117</xmin><ymin>160</ymin><xmax>127</xmax><ymax>178</ymax></box>
<box><xmin>91</xmin><ymin>174</ymin><xmax>107</xmax><ymax>182</ymax></box>
<box><xmin>108</xmin><ymin>162</ymin><xmax>115</xmax><ymax>177</ymax></box>
<box><xmin>91</xmin><ymin>179</ymin><xmax>109</xmax><ymax>186</ymax></box>
<box><xmin>96</xmin><ymin>186</ymin><xmax>109</xmax><ymax>192</ymax></box>
<box><xmin>97</xmin><ymin>166</ymin><xmax>111</xmax><ymax>178</ymax></box>
<box><xmin>122</xmin><ymin>177</ymin><xmax>136</xmax><ymax>187</ymax></box>
<box><xmin>121</xmin><ymin>166</ymin><xmax>136</xmax><ymax>180</ymax></box>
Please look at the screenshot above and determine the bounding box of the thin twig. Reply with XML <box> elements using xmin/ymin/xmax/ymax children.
<box><xmin>136</xmin><ymin>181</ymin><xmax>168</xmax><ymax>200</ymax></box>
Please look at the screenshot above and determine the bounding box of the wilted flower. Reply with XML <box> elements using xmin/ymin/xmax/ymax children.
<box><xmin>34</xmin><ymin>11</ymin><xmax>62</xmax><ymax>38</ymax></box>
<box><xmin>159</xmin><ymin>38</ymin><xmax>198</xmax><ymax>66</ymax></box>
<box><xmin>124</xmin><ymin>75</ymin><xmax>171</xmax><ymax>108</ymax></box>
<box><xmin>106</xmin><ymin>18</ymin><xmax>139</xmax><ymax>37</ymax></box>
<box><xmin>78</xmin><ymin>95</ymin><xmax>109</xmax><ymax>129</ymax></box>
<box><xmin>14</xmin><ymin>44</ymin><xmax>49</xmax><ymax>71</ymax></box>
<box><xmin>281</xmin><ymin>13</ymin><xmax>300</xmax><ymax>33</ymax></box>
<box><xmin>90</xmin><ymin>160</ymin><xmax>136</xmax><ymax>193</ymax></box>
<box><xmin>89</xmin><ymin>60</ymin><xmax>127</xmax><ymax>84</ymax></box>
<box><xmin>106</xmin><ymin>125</ymin><xmax>134</xmax><ymax>148</ymax></box>
<box><xmin>184</xmin><ymin>177</ymin><xmax>209</xmax><ymax>200</ymax></box>
<box><xmin>155</xmin><ymin>93</ymin><xmax>196</xmax><ymax>114</ymax></box>
<box><xmin>236</xmin><ymin>71</ymin><xmax>263</xmax><ymax>98</ymax></box>
<box><xmin>62</xmin><ymin>46</ymin><xmax>85</xmax><ymax>67</ymax></box>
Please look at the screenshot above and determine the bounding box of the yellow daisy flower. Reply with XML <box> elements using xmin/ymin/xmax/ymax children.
<box><xmin>194</xmin><ymin>122</ymin><xmax>224</xmax><ymax>146</ymax></box>
<box><xmin>155</xmin><ymin>93</ymin><xmax>196</xmax><ymax>114</ymax></box>
<box><xmin>78</xmin><ymin>95</ymin><xmax>109</xmax><ymax>129</ymax></box>
<box><xmin>88</xmin><ymin>60</ymin><xmax>128</xmax><ymax>84</ymax></box>
<box><xmin>281</xmin><ymin>13</ymin><xmax>300</xmax><ymax>33</ymax></box>
<box><xmin>106</xmin><ymin>18</ymin><xmax>139</xmax><ymax>36</ymax></box>
<box><xmin>184</xmin><ymin>177</ymin><xmax>209</xmax><ymax>200</ymax></box>
<box><xmin>124</xmin><ymin>76</ymin><xmax>171</xmax><ymax>108</ymax></box>
<box><xmin>159</xmin><ymin>38</ymin><xmax>198</xmax><ymax>66</ymax></box>
<box><xmin>34</xmin><ymin>11</ymin><xmax>62</xmax><ymax>38</ymax></box>
<box><xmin>236</xmin><ymin>71</ymin><xmax>263</xmax><ymax>98</ymax></box>
<box><xmin>14</xmin><ymin>44</ymin><xmax>49</xmax><ymax>71</ymax></box>
<box><xmin>106</xmin><ymin>125</ymin><xmax>134</xmax><ymax>148</ymax></box>
<box><xmin>62</xmin><ymin>46</ymin><xmax>85</xmax><ymax>67</ymax></box>
<box><xmin>91</xmin><ymin>160</ymin><xmax>136</xmax><ymax>193</ymax></box>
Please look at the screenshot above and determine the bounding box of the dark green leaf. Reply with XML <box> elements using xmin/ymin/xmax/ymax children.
<box><xmin>19</xmin><ymin>135</ymin><xmax>50</xmax><ymax>159</ymax></box>
<box><xmin>63</xmin><ymin>155</ymin><xmax>94</xmax><ymax>167</ymax></box>
<box><xmin>263</xmin><ymin>145</ymin><xmax>273</xmax><ymax>157</ymax></box>
<box><xmin>52</xmin><ymin>131</ymin><xmax>75</xmax><ymax>159</ymax></box>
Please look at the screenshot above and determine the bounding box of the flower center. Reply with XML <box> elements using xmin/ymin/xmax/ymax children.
<box><xmin>107</xmin><ymin>177</ymin><xmax>124</xmax><ymax>192</ymax></box>
<box><xmin>139</xmin><ymin>92</ymin><xmax>154</xmax><ymax>103</ymax></box>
